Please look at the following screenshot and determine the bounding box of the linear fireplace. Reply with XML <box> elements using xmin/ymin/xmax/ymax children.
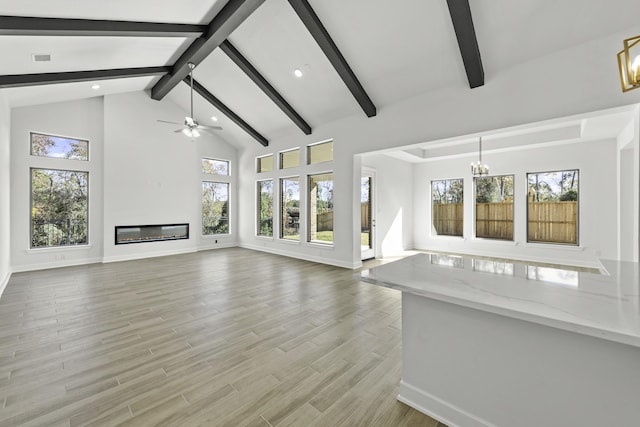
<box><xmin>115</xmin><ymin>223</ymin><xmax>189</xmax><ymax>245</ymax></box>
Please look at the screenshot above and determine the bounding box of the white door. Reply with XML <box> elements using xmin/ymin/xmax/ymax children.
<box><xmin>361</xmin><ymin>168</ymin><xmax>376</xmax><ymax>260</ymax></box>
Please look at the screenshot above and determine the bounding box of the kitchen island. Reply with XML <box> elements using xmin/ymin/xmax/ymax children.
<box><xmin>360</xmin><ymin>253</ymin><xmax>640</xmax><ymax>427</ymax></box>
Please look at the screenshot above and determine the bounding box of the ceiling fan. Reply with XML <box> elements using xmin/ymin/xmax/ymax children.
<box><xmin>157</xmin><ymin>62</ymin><xmax>222</xmax><ymax>139</ymax></box>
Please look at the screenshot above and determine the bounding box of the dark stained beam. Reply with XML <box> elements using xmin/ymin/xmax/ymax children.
<box><xmin>220</xmin><ymin>40</ymin><xmax>312</xmax><ymax>135</ymax></box>
<box><xmin>151</xmin><ymin>0</ymin><xmax>265</xmax><ymax>101</ymax></box>
<box><xmin>188</xmin><ymin>78</ymin><xmax>268</xmax><ymax>147</ymax></box>
<box><xmin>287</xmin><ymin>0</ymin><xmax>376</xmax><ymax>117</ymax></box>
<box><xmin>446</xmin><ymin>0</ymin><xmax>484</xmax><ymax>88</ymax></box>
<box><xmin>0</xmin><ymin>66</ymin><xmax>170</xmax><ymax>89</ymax></box>
<box><xmin>0</xmin><ymin>15</ymin><xmax>206</xmax><ymax>37</ymax></box>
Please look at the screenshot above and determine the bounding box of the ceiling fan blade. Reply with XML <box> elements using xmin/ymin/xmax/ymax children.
<box><xmin>199</xmin><ymin>127</ymin><xmax>220</xmax><ymax>136</ymax></box>
<box><xmin>157</xmin><ymin>119</ymin><xmax>183</xmax><ymax>125</ymax></box>
<box><xmin>197</xmin><ymin>124</ymin><xmax>223</xmax><ymax>131</ymax></box>
<box><xmin>174</xmin><ymin>128</ymin><xmax>185</xmax><ymax>133</ymax></box>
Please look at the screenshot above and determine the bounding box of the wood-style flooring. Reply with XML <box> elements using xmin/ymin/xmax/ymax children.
<box><xmin>0</xmin><ymin>248</ymin><xmax>445</xmax><ymax>426</ymax></box>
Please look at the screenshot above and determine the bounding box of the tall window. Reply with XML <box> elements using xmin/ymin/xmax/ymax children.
<box><xmin>202</xmin><ymin>158</ymin><xmax>229</xmax><ymax>175</ymax></box>
<box><xmin>202</xmin><ymin>182</ymin><xmax>229</xmax><ymax>235</ymax></box>
<box><xmin>280</xmin><ymin>149</ymin><xmax>300</xmax><ymax>169</ymax></box>
<box><xmin>527</xmin><ymin>170</ymin><xmax>579</xmax><ymax>245</ymax></box>
<box><xmin>31</xmin><ymin>168</ymin><xmax>88</xmax><ymax>248</ymax></box>
<box><xmin>31</xmin><ymin>132</ymin><xmax>88</xmax><ymax>161</ymax></box>
<box><xmin>308</xmin><ymin>173</ymin><xmax>333</xmax><ymax>244</ymax></box>
<box><xmin>475</xmin><ymin>175</ymin><xmax>514</xmax><ymax>240</ymax></box>
<box><xmin>431</xmin><ymin>179</ymin><xmax>463</xmax><ymax>237</ymax></box>
<box><xmin>280</xmin><ymin>177</ymin><xmax>300</xmax><ymax>240</ymax></box>
<box><xmin>257</xmin><ymin>180</ymin><xmax>273</xmax><ymax>237</ymax></box>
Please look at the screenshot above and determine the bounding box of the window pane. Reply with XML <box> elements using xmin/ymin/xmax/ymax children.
<box><xmin>280</xmin><ymin>177</ymin><xmax>300</xmax><ymax>240</ymax></box>
<box><xmin>307</xmin><ymin>141</ymin><xmax>333</xmax><ymax>165</ymax></box>
<box><xmin>527</xmin><ymin>170</ymin><xmax>578</xmax><ymax>244</ymax></box>
<box><xmin>257</xmin><ymin>155</ymin><xmax>273</xmax><ymax>173</ymax></box>
<box><xmin>202</xmin><ymin>182</ymin><xmax>229</xmax><ymax>235</ymax></box>
<box><xmin>257</xmin><ymin>180</ymin><xmax>273</xmax><ymax>237</ymax></box>
<box><xmin>30</xmin><ymin>132</ymin><xmax>88</xmax><ymax>161</ymax></box>
<box><xmin>280</xmin><ymin>149</ymin><xmax>300</xmax><ymax>169</ymax></box>
<box><xmin>431</xmin><ymin>179</ymin><xmax>463</xmax><ymax>237</ymax></box>
<box><xmin>308</xmin><ymin>173</ymin><xmax>333</xmax><ymax>244</ymax></box>
<box><xmin>31</xmin><ymin>168</ymin><xmax>88</xmax><ymax>248</ymax></box>
<box><xmin>202</xmin><ymin>158</ymin><xmax>229</xmax><ymax>175</ymax></box>
<box><xmin>475</xmin><ymin>175</ymin><xmax>514</xmax><ymax>240</ymax></box>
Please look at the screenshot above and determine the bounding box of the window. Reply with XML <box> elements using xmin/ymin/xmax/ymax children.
<box><xmin>257</xmin><ymin>180</ymin><xmax>273</xmax><ymax>237</ymax></box>
<box><xmin>202</xmin><ymin>158</ymin><xmax>229</xmax><ymax>175</ymax></box>
<box><xmin>279</xmin><ymin>149</ymin><xmax>300</xmax><ymax>169</ymax></box>
<box><xmin>30</xmin><ymin>132</ymin><xmax>88</xmax><ymax>161</ymax></box>
<box><xmin>475</xmin><ymin>175</ymin><xmax>514</xmax><ymax>240</ymax></box>
<box><xmin>257</xmin><ymin>155</ymin><xmax>273</xmax><ymax>173</ymax></box>
<box><xmin>280</xmin><ymin>177</ymin><xmax>300</xmax><ymax>240</ymax></box>
<box><xmin>202</xmin><ymin>182</ymin><xmax>229</xmax><ymax>235</ymax></box>
<box><xmin>31</xmin><ymin>168</ymin><xmax>88</xmax><ymax>248</ymax></box>
<box><xmin>308</xmin><ymin>173</ymin><xmax>333</xmax><ymax>244</ymax></box>
<box><xmin>431</xmin><ymin>179</ymin><xmax>463</xmax><ymax>237</ymax></box>
<box><xmin>527</xmin><ymin>170</ymin><xmax>578</xmax><ymax>245</ymax></box>
<box><xmin>307</xmin><ymin>140</ymin><xmax>333</xmax><ymax>165</ymax></box>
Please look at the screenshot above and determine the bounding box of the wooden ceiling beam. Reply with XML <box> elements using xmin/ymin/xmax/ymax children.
<box><xmin>446</xmin><ymin>0</ymin><xmax>484</xmax><ymax>88</ymax></box>
<box><xmin>0</xmin><ymin>15</ymin><xmax>205</xmax><ymax>37</ymax></box>
<box><xmin>0</xmin><ymin>66</ymin><xmax>170</xmax><ymax>88</ymax></box>
<box><xmin>188</xmin><ymin>78</ymin><xmax>269</xmax><ymax>147</ymax></box>
<box><xmin>151</xmin><ymin>0</ymin><xmax>265</xmax><ymax>101</ymax></box>
<box><xmin>287</xmin><ymin>0</ymin><xmax>376</xmax><ymax>117</ymax></box>
<box><xmin>220</xmin><ymin>40</ymin><xmax>312</xmax><ymax>135</ymax></box>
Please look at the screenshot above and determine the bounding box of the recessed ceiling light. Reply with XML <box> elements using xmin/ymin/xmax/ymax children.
<box><xmin>91</xmin><ymin>84</ymin><xmax>100</xmax><ymax>90</ymax></box>
<box><xmin>211</xmin><ymin>116</ymin><xmax>218</xmax><ymax>122</ymax></box>
<box><xmin>293</xmin><ymin>68</ymin><xmax>303</xmax><ymax>78</ymax></box>
<box><xmin>32</xmin><ymin>53</ymin><xmax>51</xmax><ymax>62</ymax></box>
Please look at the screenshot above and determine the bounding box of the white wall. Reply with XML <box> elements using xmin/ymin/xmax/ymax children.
<box><xmin>359</xmin><ymin>154</ymin><xmax>414</xmax><ymax>257</ymax></box>
<box><xmin>103</xmin><ymin>91</ymin><xmax>238</xmax><ymax>262</ymax></box>
<box><xmin>237</xmin><ymin>25</ymin><xmax>640</xmax><ymax>268</ymax></box>
<box><xmin>0</xmin><ymin>90</ymin><xmax>11</xmax><ymax>293</ymax></box>
<box><xmin>412</xmin><ymin>139</ymin><xmax>618</xmax><ymax>266</ymax></box>
<box><xmin>10</xmin><ymin>97</ymin><xmax>104</xmax><ymax>271</ymax></box>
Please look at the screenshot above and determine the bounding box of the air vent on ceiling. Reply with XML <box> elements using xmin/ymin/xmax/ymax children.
<box><xmin>32</xmin><ymin>54</ymin><xmax>52</xmax><ymax>62</ymax></box>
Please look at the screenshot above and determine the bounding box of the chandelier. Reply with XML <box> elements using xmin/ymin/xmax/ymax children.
<box><xmin>617</xmin><ymin>35</ymin><xmax>640</xmax><ymax>92</ymax></box>
<box><xmin>471</xmin><ymin>136</ymin><xmax>489</xmax><ymax>176</ymax></box>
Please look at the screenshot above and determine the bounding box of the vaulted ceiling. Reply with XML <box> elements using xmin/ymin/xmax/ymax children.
<box><xmin>1</xmin><ymin>0</ymin><xmax>640</xmax><ymax>149</ymax></box>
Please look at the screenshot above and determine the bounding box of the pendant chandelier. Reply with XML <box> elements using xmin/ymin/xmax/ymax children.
<box><xmin>617</xmin><ymin>35</ymin><xmax>640</xmax><ymax>92</ymax></box>
<box><xmin>470</xmin><ymin>136</ymin><xmax>489</xmax><ymax>176</ymax></box>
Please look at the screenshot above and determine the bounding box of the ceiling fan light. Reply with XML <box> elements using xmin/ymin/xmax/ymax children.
<box><xmin>182</xmin><ymin>128</ymin><xmax>191</xmax><ymax>137</ymax></box>
<box><xmin>192</xmin><ymin>129</ymin><xmax>201</xmax><ymax>138</ymax></box>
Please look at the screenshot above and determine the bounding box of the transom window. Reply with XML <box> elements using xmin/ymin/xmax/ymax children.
<box><xmin>202</xmin><ymin>158</ymin><xmax>229</xmax><ymax>175</ymax></box>
<box><xmin>257</xmin><ymin>154</ymin><xmax>273</xmax><ymax>173</ymax></box>
<box><xmin>30</xmin><ymin>132</ymin><xmax>88</xmax><ymax>161</ymax></box>
<box><xmin>307</xmin><ymin>140</ymin><xmax>333</xmax><ymax>165</ymax></box>
<box><xmin>279</xmin><ymin>149</ymin><xmax>300</xmax><ymax>169</ymax></box>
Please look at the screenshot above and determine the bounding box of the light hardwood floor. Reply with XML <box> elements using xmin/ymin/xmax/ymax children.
<box><xmin>0</xmin><ymin>248</ymin><xmax>445</xmax><ymax>426</ymax></box>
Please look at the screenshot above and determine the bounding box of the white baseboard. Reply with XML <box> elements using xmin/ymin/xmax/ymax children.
<box><xmin>0</xmin><ymin>269</ymin><xmax>12</xmax><ymax>300</ymax></box>
<box><xmin>197</xmin><ymin>242</ymin><xmax>237</xmax><ymax>251</ymax></box>
<box><xmin>240</xmin><ymin>243</ymin><xmax>359</xmax><ymax>269</ymax></box>
<box><xmin>12</xmin><ymin>257</ymin><xmax>103</xmax><ymax>273</ymax></box>
<box><xmin>398</xmin><ymin>380</ymin><xmax>495</xmax><ymax>427</ymax></box>
<box><xmin>102</xmin><ymin>248</ymin><xmax>197</xmax><ymax>264</ymax></box>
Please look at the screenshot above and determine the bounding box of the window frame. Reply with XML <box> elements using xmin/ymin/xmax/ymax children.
<box><xmin>201</xmin><ymin>157</ymin><xmax>230</xmax><ymax>176</ymax></box>
<box><xmin>473</xmin><ymin>174</ymin><xmax>515</xmax><ymax>241</ymax></box>
<box><xmin>280</xmin><ymin>176</ymin><xmax>301</xmax><ymax>241</ymax></box>
<box><xmin>256</xmin><ymin>179</ymin><xmax>274</xmax><ymax>238</ymax></box>
<box><xmin>526</xmin><ymin>169</ymin><xmax>579</xmax><ymax>246</ymax></box>
<box><xmin>431</xmin><ymin>178</ymin><xmax>464</xmax><ymax>238</ymax></box>
<box><xmin>307</xmin><ymin>171</ymin><xmax>334</xmax><ymax>245</ymax></box>
<box><xmin>201</xmin><ymin>181</ymin><xmax>230</xmax><ymax>236</ymax></box>
<box><xmin>30</xmin><ymin>167</ymin><xmax>90</xmax><ymax>249</ymax></box>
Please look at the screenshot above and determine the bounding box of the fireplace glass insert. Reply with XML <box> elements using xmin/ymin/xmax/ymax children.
<box><xmin>115</xmin><ymin>223</ymin><xmax>189</xmax><ymax>245</ymax></box>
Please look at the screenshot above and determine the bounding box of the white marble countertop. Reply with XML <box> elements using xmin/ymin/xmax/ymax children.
<box><xmin>360</xmin><ymin>253</ymin><xmax>640</xmax><ymax>347</ymax></box>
